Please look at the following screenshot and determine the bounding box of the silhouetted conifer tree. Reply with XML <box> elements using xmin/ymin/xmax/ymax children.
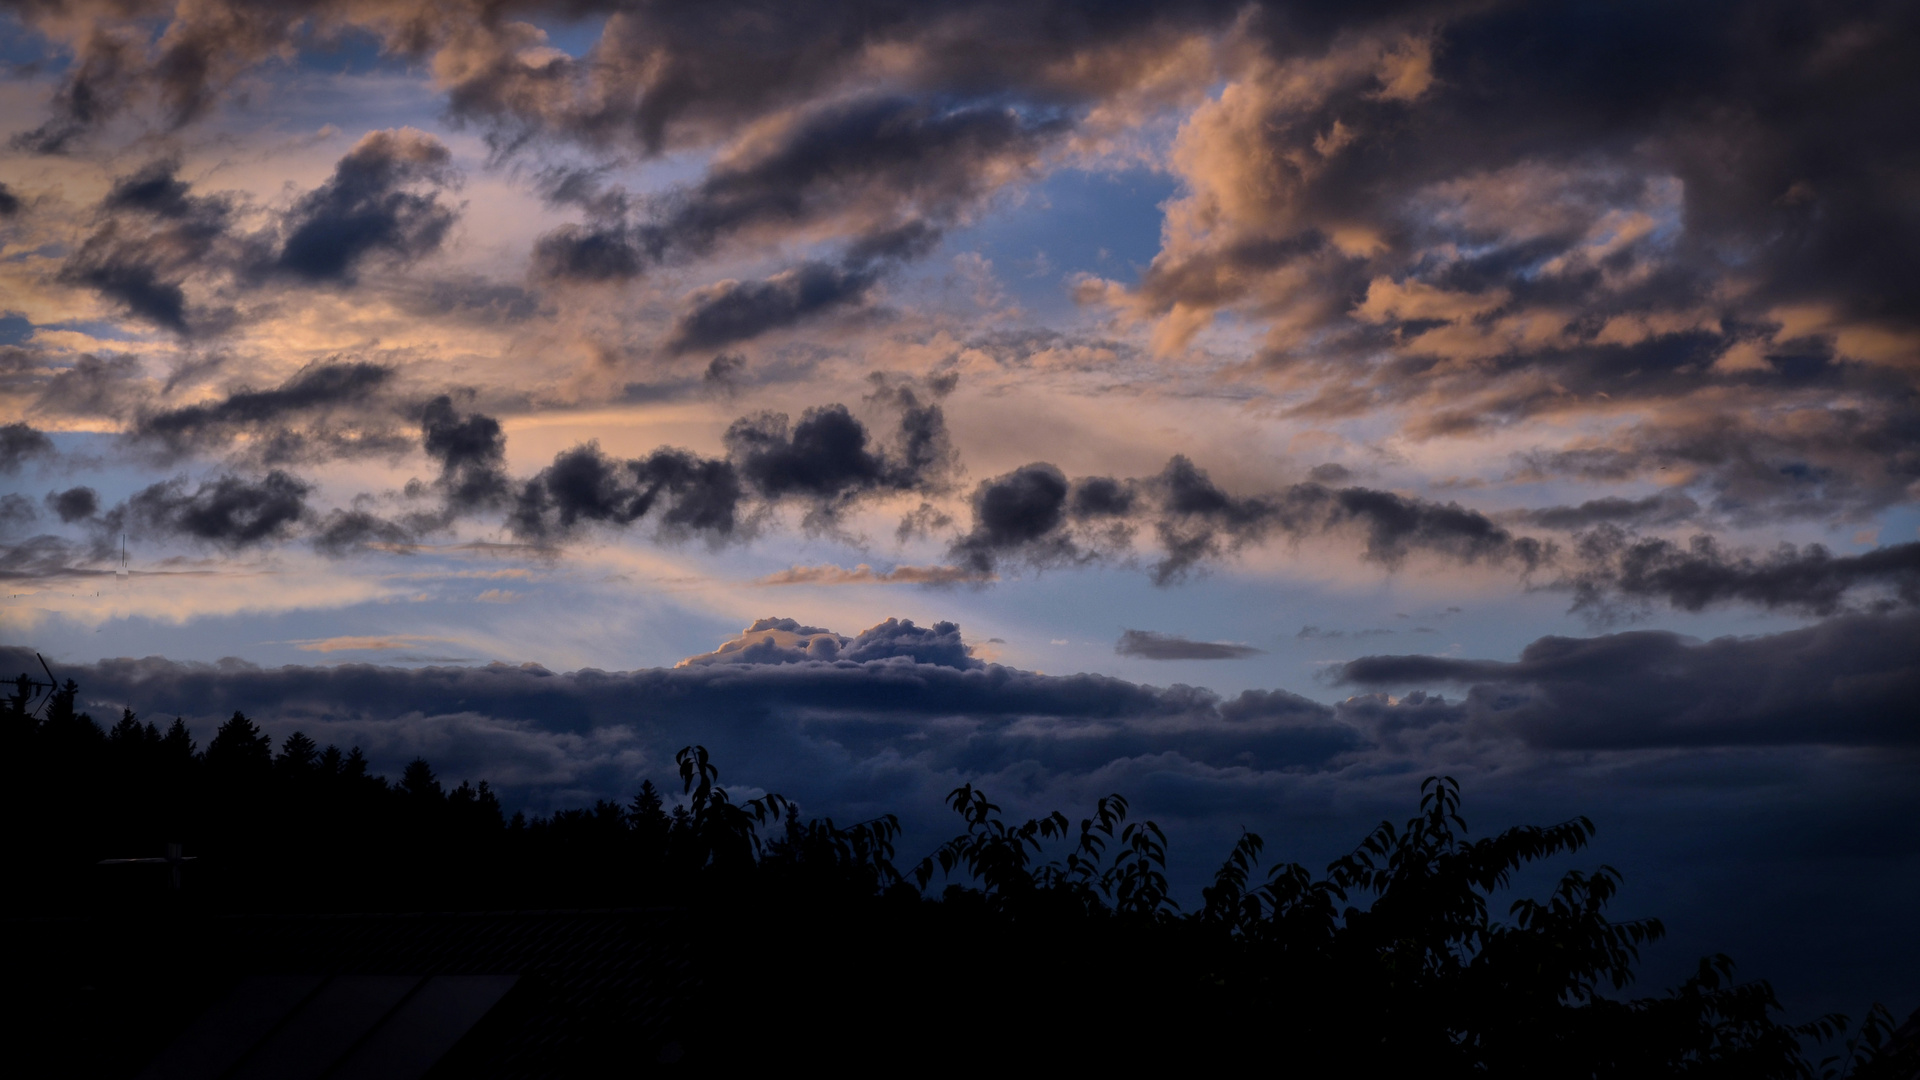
<box><xmin>275</xmin><ymin>732</ymin><xmax>319</xmax><ymax>774</ymax></box>
<box><xmin>204</xmin><ymin>711</ymin><xmax>270</xmax><ymax>773</ymax></box>
<box><xmin>400</xmin><ymin>757</ymin><xmax>443</xmax><ymax>801</ymax></box>
<box><xmin>159</xmin><ymin>718</ymin><xmax>195</xmax><ymax>760</ymax></box>
<box><xmin>107</xmin><ymin>708</ymin><xmax>158</xmax><ymax>751</ymax></box>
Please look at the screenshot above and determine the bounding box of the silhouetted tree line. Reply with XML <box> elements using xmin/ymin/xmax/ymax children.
<box><xmin>5</xmin><ymin>672</ymin><xmax>1915</xmax><ymax>1077</ymax></box>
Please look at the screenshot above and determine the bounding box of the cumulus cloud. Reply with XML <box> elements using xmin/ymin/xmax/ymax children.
<box><xmin>726</xmin><ymin>395</ymin><xmax>954</xmax><ymax>518</ymax></box>
<box><xmin>0</xmin><ymin>423</ymin><xmax>55</xmax><ymax>473</ymax></box>
<box><xmin>273</xmin><ymin>129</ymin><xmax>459</xmax><ymax>284</ymax></box>
<box><xmin>419</xmin><ymin>395</ymin><xmax>510</xmax><ymax>512</ymax></box>
<box><xmin>1115</xmin><ymin>629</ymin><xmax>1263</xmax><ymax>660</ymax></box>
<box><xmin>103</xmin><ymin>471</ymin><xmax>311</xmax><ymax>549</ymax></box>
<box><xmin>511</xmin><ymin>389</ymin><xmax>955</xmax><ymax>540</ymax></box>
<box><xmin>952</xmin><ymin>455</ymin><xmax>1547</xmax><ymax>584</ymax></box>
<box><xmin>678</xmin><ymin>616</ymin><xmax>980</xmax><ymax>669</ymax></box>
<box><xmin>509</xmin><ymin>441</ymin><xmax>744</xmax><ymax>542</ymax></box>
<box><xmin>46</xmin><ymin>486</ymin><xmax>99</xmax><ymax>523</ymax></box>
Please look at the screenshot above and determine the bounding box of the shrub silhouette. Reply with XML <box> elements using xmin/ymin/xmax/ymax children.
<box><xmin>4</xmin><ymin>671</ymin><xmax>1914</xmax><ymax>1077</ymax></box>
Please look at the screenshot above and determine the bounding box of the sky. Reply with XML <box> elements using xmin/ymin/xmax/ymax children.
<box><xmin>2</xmin><ymin>0</ymin><xmax>1917</xmax><ymax>1020</ymax></box>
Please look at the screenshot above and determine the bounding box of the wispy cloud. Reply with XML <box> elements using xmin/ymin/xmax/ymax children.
<box><xmin>755</xmin><ymin>563</ymin><xmax>992</xmax><ymax>586</ymax></box>
<box><xmin>286</xmin><ymin>634</ymin><xmax>462</xmax><ymax>653</ymax></box>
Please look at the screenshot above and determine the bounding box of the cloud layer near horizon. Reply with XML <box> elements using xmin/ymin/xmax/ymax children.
<box><xmin>13</xmin><ymin>611</ymin><xmax>1913</xmax><ymax>803</ymax></box>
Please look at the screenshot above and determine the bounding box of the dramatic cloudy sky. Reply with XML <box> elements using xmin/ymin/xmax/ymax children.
<box><xmin>2</xmin><ymin>0</ymin><xmax>1916</xmax><ymax>1018</ymax></box>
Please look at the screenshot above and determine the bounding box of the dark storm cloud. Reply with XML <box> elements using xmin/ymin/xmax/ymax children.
<box><xmin>46</xmin><ymin>486</ymin><xmax>98</xmax><ymax>523</ymax></box>
<box><xmin>1116</xmin><ymin>630</ymin><xmax>1263</xmax><ymax>660</ymax></box>
<box><xmin>273</xmin><ymin>129</ymin><xmax>459</xmax><ymax>283</ymax></box>
<box><xmin>952</xmin><ymin>455</ymin><xmax>1547</xmax><ymax>584</ymax></box>
<box><xmin>0</xmin><ymin>422</ymin><xmax>55</xmax><ymax>472</ymax></box>
<box><xmin>1337</xmin><ymin>612</ymin><xmax>1920</xmax><ymax>750</ymax></box>
<box><xmin>1568</xmin><ymin>531</ymin><xmax>1920</xmax><ymax>618</ymax></box>
<box><xmin>132</xmin><ymin>361</ymin><xmax>401</xmax><ymax>460</ymax></box>
<box><xmin>0</xmin><ymin>181</ymin><xmax>22</xmax><ymax>216</ymax></box>
<box><xmin>103</xmin><ymin>470</ymin><xmax>311</xmax><ymax>548</ymax></box>
<box><xmin>665</xmin><ymin>262</ymin><xmax>878</xmax><ymax>353</ymax></box>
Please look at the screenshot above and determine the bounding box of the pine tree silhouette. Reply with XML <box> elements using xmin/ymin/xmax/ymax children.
<box><xmin>275</xmin><ymin>732</ymin><xmax>319</xmax><ymax>774</ymax></box>
<box><xmin>204</xmin><ymin>711</ymin><xmax>270</xmax><ymax>773</ymax></box>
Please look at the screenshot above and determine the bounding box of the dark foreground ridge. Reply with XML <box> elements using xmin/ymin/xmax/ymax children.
<box><xmin>6</xmin><ymin>673</ymin><xmax>1917</xmax><ymax>1077</ymax></box>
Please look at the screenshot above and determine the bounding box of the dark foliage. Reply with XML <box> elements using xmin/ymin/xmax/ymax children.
<box><xmin>2</xmin><ymin>671</ymin><xmax>1913</xmax><ymax>1077</ymax></box>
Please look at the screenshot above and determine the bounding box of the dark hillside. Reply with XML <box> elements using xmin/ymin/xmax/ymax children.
<box><xmin>4</xmin><ymin>673</ymin><xmax>1914</xmax><ymax>1077</ymax></box>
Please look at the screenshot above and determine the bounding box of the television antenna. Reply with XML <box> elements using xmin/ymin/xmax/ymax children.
<box><xmin>99</xmin><ymin>842</ymin><xmax>198</xmax><ymax>890</ymax></box>
<box><xmin>19</xmin><ymin>652</ymin><xmax>60</xmax><ymax>719</ymax></box>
